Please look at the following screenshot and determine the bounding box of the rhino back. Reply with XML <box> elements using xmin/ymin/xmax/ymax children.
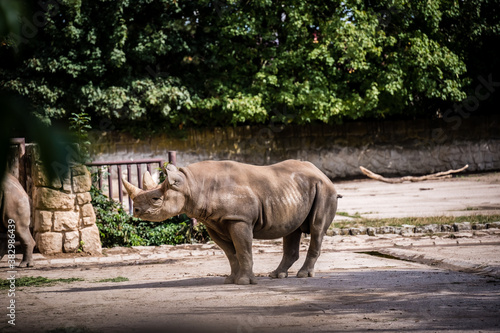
<box><xmin>183</xmin><ymin>160</ymin><xmax>336</xmax><ymax>239</ymax></box>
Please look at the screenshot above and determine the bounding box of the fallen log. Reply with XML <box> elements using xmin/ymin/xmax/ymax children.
<box><xmin>359</xmin><ymin>165</ymin><xmax>469</xmax><ymax>183</ymax></box>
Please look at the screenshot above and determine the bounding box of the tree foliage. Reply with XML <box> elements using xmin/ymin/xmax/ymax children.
<box><xmin>1</xmin><ymin>0</ymin><xmax>499</xmax><ymax>131</ymax></box>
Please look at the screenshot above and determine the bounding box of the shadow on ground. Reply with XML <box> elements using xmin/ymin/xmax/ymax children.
<box><xmin>17</xmin><ymin>269</ymin><xmax>500</xmax><ymax>333</ymax></box>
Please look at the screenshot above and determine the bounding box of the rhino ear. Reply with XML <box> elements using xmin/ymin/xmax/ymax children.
<box><xmin>142</xmin><ymin>171</ymin><xmax>157</xmax><ymax>190</ymax></box>
<box><xmin>163</xmin><ymin>164</ymin><xmax>184</xmax><ymax>188</ymax></box>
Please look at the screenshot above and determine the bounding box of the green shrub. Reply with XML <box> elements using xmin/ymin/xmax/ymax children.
<box><xmin>90</xmin><ymin>185</ymin><xmax>210</xmax><ymax>247</ymax></box>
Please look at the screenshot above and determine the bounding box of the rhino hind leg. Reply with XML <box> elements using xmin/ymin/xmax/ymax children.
<box><xmin>17</xmin><ymin>228</ymin><xmax>36</xmax><ymax>268</ymax></box>
<box><xmin>297</xmin><ymin>223</ymin><xmax>331</xmax><ymax>278</ymax></box>
<box><xmin>297</xmin><ymin>229</ymin><xmax>323</xmax><ymax>278</ymax></box>
<box><xmin>297</xmin><ymin>188</ymin><xmax>339</xmax><ymax>278</ymax></box>
<box><xmin>269</xmin><ymin>228</ymin><xmax>302</xmax><ymax>279</ymax></box>
<box><xmin>18</xmin><ymin>244</ymin><xmax>35</xmax><ymax>267</ymax></box>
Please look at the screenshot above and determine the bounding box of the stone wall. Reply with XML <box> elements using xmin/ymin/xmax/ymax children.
<box><xmin>27</xmin><ymin>145</ymin><xmax>102</xmax><ymax>255</ymax></box>
<box><xmin>88</xmin><ymin>115</ymin><xmax>500</xmax><ymax>179</ymax></box>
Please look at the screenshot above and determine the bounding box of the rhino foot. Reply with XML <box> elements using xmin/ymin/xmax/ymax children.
<box><xmin>18</xmin><ymin>261</ymin><xmax>34</xmax><ymax>268</ymax></box>
<box><xmin>297</xmin><ymin>270</ymin><xmax>315</xmax><ymax>278</ymax></box>
<box><xmin>224</xmin><ymin>275</ymin><xmax>257</xmax><ymax>284</ymax></box>
<box><xmin>269</xmin><ymin>270</ymin><xmax>288</xmax><ymax>279</ymax></box>
<box><xmin>235</xmin><ymin>276</ymin><xmax>257</xmax><ymax>285</ymax></box>
<box><xmin>224</xmin><ymin>275</ymin><xmax>236</xmax><ymax>284</ymax></box>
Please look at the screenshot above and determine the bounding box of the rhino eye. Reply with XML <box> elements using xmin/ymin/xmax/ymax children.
<box><xmin>152</xmin><ymin>197</ymin><xmax>161</xmax><ymax>201</ymax></box>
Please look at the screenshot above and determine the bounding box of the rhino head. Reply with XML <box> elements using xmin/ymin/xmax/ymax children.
<box><xmin>122</xmin><ymin>164</ymin><xmax>187</xmax><ymax>222</ymax></box>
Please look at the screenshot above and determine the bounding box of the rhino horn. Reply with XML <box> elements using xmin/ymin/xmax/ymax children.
<box><xmin>142</xmin><ymin>171</ymin><xmax>157</xmax><ymax>190</ymax></box>
<box><xmin>123</xmin><ymin>178</ymin><xmax>141</xmax><ymax>200</ymax></box>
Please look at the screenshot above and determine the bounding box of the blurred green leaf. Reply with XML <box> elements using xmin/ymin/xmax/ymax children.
<box><xmin>0</xmin><ymin>93</ymin><xmax>72</xmax><ymax>180</ymax></box>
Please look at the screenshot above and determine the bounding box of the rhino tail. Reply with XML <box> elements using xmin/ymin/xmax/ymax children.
<box><xmin>337</xmin><ymin>194</ymin><xmax>343</xmax><ymax>199</ymax></box>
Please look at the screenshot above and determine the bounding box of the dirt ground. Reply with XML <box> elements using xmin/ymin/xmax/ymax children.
<box><xmin>1</xmin><ymin>172</ymin><xmax>500</xmax><ymax>333</ymax></box>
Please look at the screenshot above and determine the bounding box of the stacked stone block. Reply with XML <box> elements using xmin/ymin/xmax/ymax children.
<box><xmin>32</xmin><ymin>162</ymin><xmax>102</xmax><ymax>255</ymax></box>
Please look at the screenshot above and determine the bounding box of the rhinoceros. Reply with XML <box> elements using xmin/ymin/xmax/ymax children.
<box><xmin>123</xmin><ymin>160</ymin><xmax>340</xmax><ymax>285</ymax></box>
<box><xmin>0</xmin><ymin>174</ymin><xmax>36</xmax><ymax>267</ymax></box>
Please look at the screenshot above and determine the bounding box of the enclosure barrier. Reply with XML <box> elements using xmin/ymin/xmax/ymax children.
<box><xmin>86</xmin><ymin>151</ymin><xmax>176</xmax><ymax>213</ymax></box>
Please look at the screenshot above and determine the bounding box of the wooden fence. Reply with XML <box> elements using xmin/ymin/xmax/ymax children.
<box><xmin>86</xmin><ymin>151</ymin><xmax>177</xmax><ymax>213</ymax></box>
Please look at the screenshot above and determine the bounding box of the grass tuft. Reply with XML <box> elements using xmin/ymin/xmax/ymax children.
<box><xmin>0</xmin><ymin>276</ymin><xmax>84</xmax><ymax>289</ymax></box>
<box><xmin>95</xmin><ymin>276</ymin><xmax>129</xmax><ymax>283</ymax></box>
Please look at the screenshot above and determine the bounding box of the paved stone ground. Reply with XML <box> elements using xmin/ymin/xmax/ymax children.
<box><xmin>1</xmin><ymin>172</ymin><xmax>499</xmax><ymax>332</ymax></box>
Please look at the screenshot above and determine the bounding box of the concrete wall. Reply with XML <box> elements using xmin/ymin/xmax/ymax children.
<box><xmin>89</xmin><ymin>115</ymin><xmax>500</xmax><ymax>179</ymax></box>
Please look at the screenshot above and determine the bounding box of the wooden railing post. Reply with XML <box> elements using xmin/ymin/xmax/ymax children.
<box><xmin>117</xmin><ymin>165</ymin><xmax>123</xmax><ymax>204</ymax></box>
<box><xmin>168</xmin><ymin>151</ymin><xmax>177</xmax><ymax>166</ymax></box>
<box><xmin>137</xmin><ymin>164</ymin><xmax>142</xmax><ymax>189</ymax></box>
<box><xmin>98</xmin><ymin>167</ymin><xmax>103</xmax><ymax>190</ymax></box>
<box><xmin>126</xmin><ymin>164</ymin><xmax>132</xmax><ymax>214</ymax></box>
<box><xmin>107</xmin><ymin>165</ymin><xmax>113</xmax><ymax>199</ymax></box>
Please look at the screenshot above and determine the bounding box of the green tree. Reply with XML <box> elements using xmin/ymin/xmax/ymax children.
<box><xmin>1</xmin><ymin>0</ymin><xmax>498</xmax><ymax>132</ymax></box>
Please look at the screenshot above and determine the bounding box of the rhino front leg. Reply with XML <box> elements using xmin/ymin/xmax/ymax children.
<box><xmin>270</xmin><ymin>228</ymin><xmax>301</xmax><ymax>279</ymax></box>
<box><xmin>205</xmin><ymin>227</ymin><xmax>240</xmax><ymax>284</ymax></box>
<box><xmin>228</xmin><ymin>222</ymin><xmax>257</xmax><ymax>285</ymax></box>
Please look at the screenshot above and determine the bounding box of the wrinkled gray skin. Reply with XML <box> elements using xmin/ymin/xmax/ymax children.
<box><xmin>0</xmin><ymin>174</ymin><xmax>35</xmax><ymax>267</ymax></box>
<box><xmin>123</xmin><ymin>160</ymin><xmax>340</xmax><ymax>285</ymax></box>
